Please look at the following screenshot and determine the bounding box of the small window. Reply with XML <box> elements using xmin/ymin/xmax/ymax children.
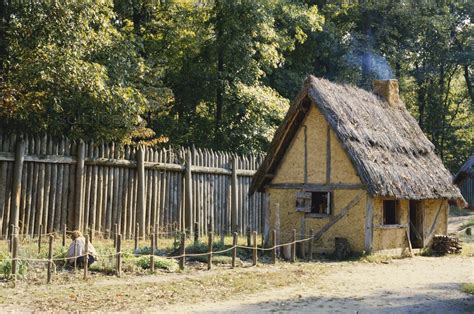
<box><xmin>383</xmin><ymin>200</ymin><xmax>399</xmax><ymax>225</ymax></box>
<box><xmin>296</xmin><ymin>191</ymin><xmax>331</xmax><ymax>215</ymax></box>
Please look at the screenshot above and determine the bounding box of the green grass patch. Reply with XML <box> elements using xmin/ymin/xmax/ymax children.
<box><xmin>461</xmin><ymin>283</ymin><xmax>474</xmax><ymax>294</ymax></box>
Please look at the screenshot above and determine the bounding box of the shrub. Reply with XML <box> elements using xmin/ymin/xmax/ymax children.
<box><xmin>135</xmin><ymin>256</ymin><xmax>178</xmax><ymax>271</ymax></box>
<box><xmin>0</xmin><ymin>258</ymin><xmax>28</xmax><ymax>279</ymax></box>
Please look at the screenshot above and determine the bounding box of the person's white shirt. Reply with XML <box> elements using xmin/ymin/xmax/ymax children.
<box><xmin>67</xmin><ymin>236</ymin><xmax>97</xmax><ymax>263</ymax></box>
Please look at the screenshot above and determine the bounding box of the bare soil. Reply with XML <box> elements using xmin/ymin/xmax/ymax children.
<box><xmin>0</xmin><ymin>254</ymin><xmax>472</xmax><ymax>313</ymax></box>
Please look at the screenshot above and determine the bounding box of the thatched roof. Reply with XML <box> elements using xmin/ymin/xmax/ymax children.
<box><xmin>454</xmin><ymin>155</ymin><xmax>474</xmax><ymax>185</ymax></box>
<box><xmin>250</xmin><ymin>76</ymin><xmax>463</xmax><ymax>201</ymax></box>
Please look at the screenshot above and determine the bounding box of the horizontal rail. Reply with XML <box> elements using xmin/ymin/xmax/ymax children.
<box><xmin>0</xmin><ymin>153</ymin><xmax>256</xmax><ymax>176</ymax></box>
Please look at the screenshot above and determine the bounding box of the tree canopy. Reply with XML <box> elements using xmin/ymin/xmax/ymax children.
<box><xmin>0</xmin><ymin>0</ymin><xmax>472</xmax><ymax>172</ymax></box>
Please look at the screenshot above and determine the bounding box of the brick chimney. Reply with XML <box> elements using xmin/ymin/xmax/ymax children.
<box><xmin>373</xmin><ymin>79</ymin><xmax>403</xmax><ymax>108</ymax></box>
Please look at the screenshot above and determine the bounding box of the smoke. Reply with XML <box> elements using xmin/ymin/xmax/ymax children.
<box><xmin>345</xmin><ymin>49</ymin><xmax>394</xmax><ymax>80</ymax></box>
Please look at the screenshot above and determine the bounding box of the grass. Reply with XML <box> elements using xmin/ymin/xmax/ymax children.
<box><xmin>461</xmin><ymin>283</ymin><xmax>474</xmax><ymax>294</ymax></box>
<box><xmin>458</xmin><ymin>219</ymin><xmax>474</xmax><ymax>231</ymax></box>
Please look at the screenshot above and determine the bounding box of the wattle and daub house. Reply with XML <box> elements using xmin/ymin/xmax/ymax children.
<box><xmin>454</xmin><ymin>155</ymin><xmax>474</xmax><ymax>209</ymax></box>
<box><xmin>250</xmin><ymin>76</ymin><xmax>464</xmax><ymax>254</ymax></box>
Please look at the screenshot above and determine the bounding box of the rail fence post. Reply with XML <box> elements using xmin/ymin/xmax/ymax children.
<box><xmin>207</xmin><ymin>231</ymin><xmax>213</xmax><ymax>270</ymax></box>
<box><xmin>232</xmin><ymin>232</ymin><xmax>237</xmax><ymax>268</ymax></box>
<box><xmin>150</xmin><ymin>233</ymin><xmax>155</xmax><ymax>273</ymax></box>
<box><xmin>11</xmin><ymin>235</ymin><xmax>18</xmax><ymax>280</ymax></box>
<box><xmin>252</xmin><ymin>231</ymin><xmax>257</xmax><ymax>266</ymax></box>
<box><xmin>38</xmin><ymin>224</ymin><xmax>43</xmax><ymax>254</ymax></box>
<box><xmin>185</xmin><ymin>151</ymin><xmax>193</xmax><ymax>233</ymax></box>
<box><xmin>291</xmin><ymin>229</ymin><xmax>296</xmax><ymax>263</ymax></box>
<box><xmin>272</xmin><ymin>229</ymin><xmax>277</xmax><ymax>264</ymax></box>
<box><xmin>231</xmin><ymin>158</ymin><xmax>238</xmax><ymax>233</ymax></box>
<box><xmin>246</xmin><ymin>226</ymin><xmax>251</xmax><ymax>247</ymax></box>
<box><xmin>116</xmin><ymin>234</ymin><xmax>122</xmax><ymax>277</ymax></box>
<box><xmin>179</xmin><ymin>232</ymin><xmax>186</xmax><ymax>271</ymax></box>
<box><xmin>84</xmin><ymin>235</ymin><xmax>89</xmax><ymax>280</ymax></box>
<box><xmin>134</xmin><ymin>223</ymin><xmax>139</xmax><ymax>252</ymax></box>
<box><xmin>62</xmin><ymin>224</ymin><xmax>66</xmax><ymax>247</ymax></box>
<box><xmin>194</xmin><ymin>222</ymin><xmax>199</xmax><ymax>245</ymax></box>
<box><xmin>308</xmin><ymin>229</ymin><xmax>314</xmax><ymax>261</ymax></box>
<box><xmin>47</xmin><ymin>235</ymin><xmax>53</xmax><ymax>284</ymax></box>
<box><xmin>137</xmin><ymin>147</ymin><xmax>146</xmax><ymax>239</ymax></box>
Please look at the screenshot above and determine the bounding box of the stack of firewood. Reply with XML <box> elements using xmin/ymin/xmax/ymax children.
<box><xmin>431</xmin><ymin>235</ymin><xmax>462</xmax><ymax>254</ymax></box>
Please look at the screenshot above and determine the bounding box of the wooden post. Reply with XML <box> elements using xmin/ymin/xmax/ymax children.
<box><xmin>47</xmin><ymin>235</ymin><xmax>53</xmax><ymax>284</ymax></box>
<box><xmin>179</xmin><ymin>232</ymin><xmax>185</xmax><ymax>270</ymax></box>
<box><xmin>194</xmin><ymin>222</ymin><xmax>199</xmax><ymax>244</ymax></box>
<box><xmin>116</xmin><ymin>234</ymin><xmax>122</xmax><ymax>277</ymax></box>
<box><xmin>9</xmin><ymin>224</ymin><xmax>14</xmax><ymax>253</ymax></box>
<box><xmin>272</xmin><ymin>229</ymin><xmax>277</xmax><ymax>264</ymax></box>
<box><xmin>185</xmin><ymin>151</ymin><xmax>193</xmax><ymax>233</ymax></box>
<box><xmin>246</xmin><ymin>226</ymin><xmax>251</xmax><ymax>247</ymax></box>
<box><xmin>308</xmin><ymin>229</ymin><xmax>314</xmax><ymax>261</ymax></box>
<box><xmin>38</xmin><ymin>224</ymin><xmax>43</xmax><ymax>254</ymax></box>
<box><xmin>207</xmin><ymin>231</ymin><xmax>213</xmax><ymax>270</ymax></box>
<box><xmin>62</xmin><ymin>224</ymin><xmax>66</xmax><ymax>247</ymax></box>
<box><xmin>232</xmin><ymin>232</ymin><xmax>237</xmax><ymax>268</ymax></box>
<box><xmin>137</xmin><ymin>147</ymin><xmax>146</xmax><ymax>239</ymax></box>
<box><xmin>74</xmin><ymin>140</ymin><xmax>85</xmax><ymax>230</ymax></box>
<box><xmin>11</xmin><ymin>235</ymin><xmax>18</xmax><ymax>280</ymax></box>
<box><xmin>150</xmin><ymin>233</ymin><xmax>155</xmax><ymax>273</ymax></box>
<box><xmin>252</xmin><ymin>231</ymin><xmax>257</xmax><ymax>266</ymax></box>
<box><xmin>231</xmin><ymin>157</ymin><xmax>238</xmax><ymax>232</ymax></box>
<box><xmin>291</xmin><ymin>229</ymin><xmax>296</xmax><ymax>263</ymax></box>
<box><xmin>11</xmin><ymin>137</ymin><xmax>25</xmax><ymax>233</ymax></box>
<box><xmin>84</xmin><ymin>235</ymin><xmax>89</xmax><ymax>279</ymax></box>
<box><xmin>134</xmin><ymin>223</ymin><xmax>139</xmax><ymax>252</ymax></box>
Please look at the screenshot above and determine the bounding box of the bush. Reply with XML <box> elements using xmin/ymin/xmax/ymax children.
<box><xmin>0</xmin><ymin>258</ymin><xmax>28</xmax><ymax>279</ymax></box>
<box><xmin>135</xmin><ymin>256</ymin><xmax>178</xmax><ymax>271</ymax></box>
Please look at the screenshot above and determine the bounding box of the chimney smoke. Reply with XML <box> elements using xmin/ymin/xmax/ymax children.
<box><xmin>373</xmin><ymin>80</ymin><xmax>402</xmax><ymax>108</ymax></box>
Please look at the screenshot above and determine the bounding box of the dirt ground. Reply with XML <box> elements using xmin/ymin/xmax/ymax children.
<box><xmin>0</xmin><ymin>254</ymin><xmax>472</xmax><ymax>313</ymax></box>
<box><xmin>170</xmin><ymin>256</ymin><xmax>474</xmax><ymax>313</ymax></box>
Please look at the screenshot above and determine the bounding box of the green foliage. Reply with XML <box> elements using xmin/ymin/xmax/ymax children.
<box><xmin>0</xmin><ymin>0</ymin><xmax>471</xmax><ymax>171</ymax></box>
<box><xmin>0</xmin><ymin>258</ymin><xmax>28</xmax><ymax>279</ymax></box>
<box><xmin>462</xmin><ymin>283</ymin><xmax>474</xmax><ymax>295</ymax></box>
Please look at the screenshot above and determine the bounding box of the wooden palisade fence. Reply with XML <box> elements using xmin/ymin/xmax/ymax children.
<box><xmin>0</xmin><ymin>133</ymin><xmax>266</xmax><ymax>239</ymax></box>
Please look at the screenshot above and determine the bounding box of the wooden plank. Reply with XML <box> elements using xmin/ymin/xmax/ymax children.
<box><xmin>268</xmin><ymin>183</ymin><xmax>366</xmax><ymax>190</ymax></box>
<box><xmin>185</xmin><ymin>150</ymin><xmax>193</xmax><ymax>232</ymax></box>
<box><xmin>74</xmin><ymin>140</ymin><xmax>85</xmax><ymax>230</ymax></box>
<box><xmin>364</xmin><ymin>196</ymin><xmax>374</xmax><ymax>253</ymax></box>
<box><xmin>136</xmin><ymin>147</ymin><xmax>146</xmax><ymax>239</ymax></box>
<box><xmin>231</xmin><ymin>157</ymin><xmax>238</xmax><ymax>232</ymax></box>
<box><xmin>42</xmin><ymin>136</ymin><xmax>52</xmax><ymax>231</ymax></box>
<box><xmin>47</xmin><ymin>139</ymin><xmax>58</xmax><ymax>233</ymax></box>
<box><xmin>10</xmin><ymin>136</ymin><xmax>25</xmax><ymax>232</ymax></box>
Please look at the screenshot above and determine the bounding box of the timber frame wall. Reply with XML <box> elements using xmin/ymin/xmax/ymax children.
<box><xmin>0</xmin><ymin>133</ymin><xmax>266</xmax><ymax>239</ymax></box>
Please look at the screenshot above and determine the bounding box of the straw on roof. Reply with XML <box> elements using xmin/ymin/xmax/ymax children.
<box><xmin>250</xmin><ymin>76</ymin><xmax>463</xmax><ymax>201</ymax></box>
<box><xmin>454</xmin><ymin>155</ymin><xmax>474</xmax><ymax>185</ymax></box>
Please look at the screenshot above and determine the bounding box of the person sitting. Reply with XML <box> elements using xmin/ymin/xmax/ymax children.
<box><xmin>67</xmin><ymin>230</ymin><xmax>97</xmax><ymax>267</ymax></box>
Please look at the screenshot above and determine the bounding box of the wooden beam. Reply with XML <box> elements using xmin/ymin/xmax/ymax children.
<box><xmin>326</xmin><ymin>125</ymin><xmax>331</xmax><ymax>184</ymax></box>
<box><xmin>313</xmin><ymin>193</ymin><xmax>362</xmax><ymax>241</ymax></box>
<box><xmin>268</xmin><ymin>183</ymin><xmax>366</xmax><ymax>190</ymax></box>
<box><xmin>364</xmin><ymin>196</ymin><xmax>374</xmax><ymax>253</ymax></box>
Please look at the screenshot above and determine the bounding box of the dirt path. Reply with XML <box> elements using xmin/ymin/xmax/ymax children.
<box><xmin>164</xmin><ymin>256</ymin><xmax>474</xmax><ymax>313</ymax></box>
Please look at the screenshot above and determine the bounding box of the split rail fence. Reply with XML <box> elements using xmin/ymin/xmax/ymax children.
<box><xmin>0</xmin><ymin>133</ymin><xmax>267</xmax><ymax>239</ymax></box>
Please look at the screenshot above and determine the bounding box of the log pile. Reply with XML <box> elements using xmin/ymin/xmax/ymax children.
<box><xmin>431</xmin><ymin>235</ymin><xmax>462</xmax><ymax>254</ymax></box>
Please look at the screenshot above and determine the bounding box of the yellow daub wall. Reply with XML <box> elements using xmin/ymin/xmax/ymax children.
<box><xmin>267</xmin><ymin>104</ymin><xmax>367</xmax><ymax>253</ymax></box>
<box><xmin>267</xmin><ymin>188</ymin><xmax>367</xmax><ymax>252</ymax></box>
<box><xmin>371</xmin><ymin>198</ymin><xmax>448</xmax><ymax>252</ymax></box>
<box><xmin>272</xmin><ymin>106</ymin><xmax>361</xmax><ymax>185</ymax></box>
